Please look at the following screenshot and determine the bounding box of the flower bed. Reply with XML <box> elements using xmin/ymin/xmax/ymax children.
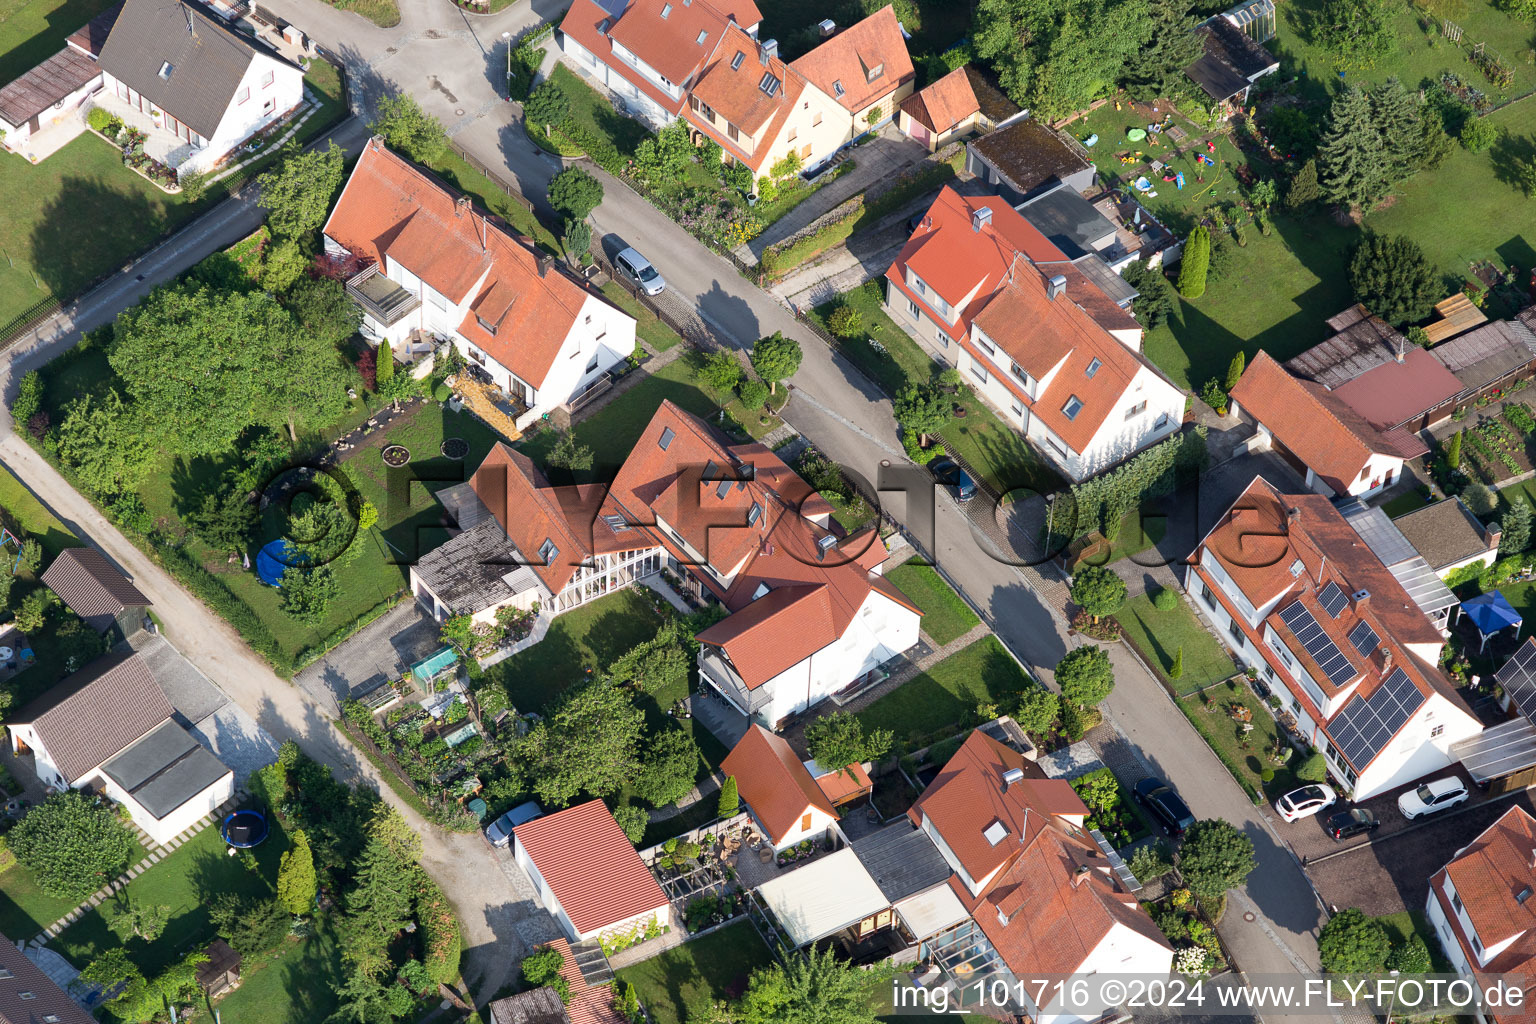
<box><xmin>775</xmin><ymin>836</ymin><xmax>834</xmax><ymax>867</ymax></box>
<box><xmin>1148</xmin><ymin>891</ymin><xmax>1228</xmax><ymax>977</ymax></box>
<box><xmin>684</xmin><ymin>888</ymin><xmax>747</xmax><ymax>932</ymax></box>
<box><xmin>1068</xmin><ymin>767</ymin><xmax>1148</xmax><ymax>848</ymax></box>
<box><xmin>1461</xmin><ymin>404</ymin><xmax>1536</xmax><ymax>484</ymax></box>
<box><xmin>86</xmin><ymin>114</ymin><xmax>182</xmax><ymax>192</ymax></box>
<box><xmin>599</xmin><ymin>913</ymin><xmax>669</xmax><ymax>956</ymax></box>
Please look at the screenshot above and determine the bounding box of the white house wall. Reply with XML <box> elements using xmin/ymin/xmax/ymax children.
<box><xmin>514</xmin><ymin>841</ymin><xmax>582</xmax><ymax>942</ymax></box>
<box><xmin>561</xmin><ymin>34</ymin><xmax>678</xmax><ymax>128</ymax></box>
<box><xmin>750</xmin><ymin>589</ymin><xmax>921</xmax><ymax>726</ymax></box>
<box><xmin>1032</xmin><ymin>923</ymin><xmax>1173</xmax><ymax>1024</ymax></box>
<box><xmin>8</xmin><ymin>723</ymin><xmax>66</xmax><ymax>789</ymax></box>
<box><xmin>751</xmin><ymin>799</ymin><xmax>839</xmax><ymax>851</ymax></box>
<box><xmin>532</xmin><ymin>291</ymin><xmax>636</xmax><ymax>411</ymax></box>
<box><xmin>183</xmin><ymin>52</ymin><xmax>303</xmax><ymax>173</ymax></box>
<box><xmin>1349</xmin><ymin>692</ymin><xmax>1481</xmax><ymax>800</ymax></box>
<box><xmin>96</xmin><ymin>766</ymin><xmax>232</xmax><ymax>846</ymax></box>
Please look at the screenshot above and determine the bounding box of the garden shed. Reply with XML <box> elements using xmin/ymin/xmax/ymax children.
<box><xmin>1430</xmin><ymin>319</ymin><xmax>1536</xmax><ymax>411</ymax></box>
<box><xmin>196</xmin><ymin>939</ymin><xmax>241</xmax><ymax>997</ymax></box>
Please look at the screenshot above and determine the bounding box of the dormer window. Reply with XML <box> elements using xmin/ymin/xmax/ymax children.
<box><xmin>159</xmin><ymin>61</ymin><xmax>174</xmax><ymax>79</ymax></box>
<box><xmin>1062</xmin><ymin>395</ymin><xmax>1084</xmax><ymax>421</ymax></box>
<box><xmin>538</xmin><ymin>538</ymin><xmax>558</xmax><ymax>565</ymax></box>
<box><xmin>865</xmin><ymin>61</ymin><xmax>884</xmax><ymax>82</ymax></box>
<box><xmin>759</xmin><ymin>73</ymin><xmax>780</xmax><ymax>97</ymax></box>
<box><xmin>1086</xmin><ymin>357</ymin><xmax>1102</xmax><ymax>378</ymax></box>
<box><xmin>475</xmin><ymin>314</ymin><xmax>497</xmax><ymax>336</ymax></box>
<box><xmin>660</xmin><ymin>3</ymin><xmax>671</xmax><ymax>16</ymax></box>
<box><xmin>731</xmin><ymin>50</ymin><xmax>745</xmax><ymax>70</ymax></box>
<box><xmin>752</xmin><ymin>582</ymin><xmax>770</xmax><ymax>600</ymax></box>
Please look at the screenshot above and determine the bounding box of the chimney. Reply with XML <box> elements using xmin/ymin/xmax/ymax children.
<box><xmin>1380</xmin><ymin>648</ymin><xmax>1393</xmax><ymax>676</ymax></box>
<box><xmin>760</xmin><ymin>39</ymin><xmax>778</xmax><ymax>62</ymax></box>
<box><xmin>1487</xmin><ymin>522</ymin><xmax>1504</xmax><ymax>551</ymax></box>
<box><xmin>1072</xmin><ymin>864</ymin><xmax>1091</xmax><ymax>888</ymax></box>
<box><xmin>818</xmin><ymin>18</ymin><xmax>836</xmax><ymax>36</ymax></box>
<box><xmin>1003</xmin><ymin>767</ymin><xmax>1024</xmax><ymax>789</ymax></box>
<box><xmin>1047</xmin><ymin>274</ymin><xmax>1067</xmax><ymax>300</ymax></box>
<box><xmin>972</xmin><ymin>206</ymin><xmax>993</xmax><ymax>232</ymax></box>
<box><xmin>1352</xmin><ymin>588</ymin><xmax>1370</xmax><ymax>609</ymax></box>
<box><xmin>537</xmin><ymin>252</ymin><xmax>554</xmax><ymax>277</ymax></box>
<box><xmin>1395</xmin><ymin>334</ymin><xmax>1407</xmax><ymax>364</ymax></box>
<box><xmin>454</xmin><ymin>195</ymin><xmax>471</xmax><ymax>217</ymax></box>
<box><xmin>815</xmin><ymin>533</ymin><xmax>836</xmax><ymax>561</ymax></box>
<box><xmin>1287</xmin><ymin>506</ymin><xmax>1302</xmax><ymax>523</ymax></box>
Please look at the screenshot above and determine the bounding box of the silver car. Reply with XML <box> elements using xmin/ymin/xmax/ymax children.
<box><xmin>615</xmin><ymin>247</ymin><xmax>665</xmax><ymax>296</ymax></box>
<box><xmin>485</xmin><ymin>800</ymin><xmax>544</xmax><ymax>847</ymax></box>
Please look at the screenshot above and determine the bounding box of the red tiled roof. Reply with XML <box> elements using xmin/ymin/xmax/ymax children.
<box><xmin>607</xmin><ymin>0</ymin><xmax>730</xmax><ymax>93</ymax></box>
<box><xmin>1329</xmin><ymin>347</ymin><xmax>1464</xmax><ymax>431</ymax></box>
<box><xmin>899</xmin><ymin>65</ymin><xmax>978</xmax><ymax>134</ymax></box>
<box><xmin>1430</xmin><ymin>807</ymin><xmax>1536</xmax><ymax>1024</ymax></box>
<box><xmin>911</xmin><ymin>731</ymin><xmax>1169</xmax><ymax>979</ymax></box>
<box><xmin>513</xmin><ymin>800</ymin><xmax>668</xmax><ymax>936</ymax></box>
<box><xmin>559</xmin><ymin>0</ymin><xmax>690</xmax><ymax>117</ymax></box>
<box><xmin>721</xmin><ymin>724</ymin><xmax>837</xmax><ymax>843</ymax></box>
<box><xmin>1228</xmin><ymin>351</ymin><xmax>1410</xmax><ymax>494</ymax></box>
<box><xmin>789</xmin><ymin>5</ymin><xmax>914</xmax><ymax>114</ymax></box>
<box><xmin>813</xmin><ymin>760</ymin><xmax>873</xmax><ymax>804</ymax></box>
<box><xmin>1193</xmin><ymin>477</ymin><xmax>1476</xmax><ymax>770</ymax></box>
<box><xmin>470</xmin><ymin>444</ymin><xmax>595</xmax><ymax>594</ymax></box>
<box><xmin>323</xmin><ymin>139</ymin><xmax>591</xmax><ymax>389</ymax></box>
<box><xmin>683</xmin><ymin>24</ymin><xmax>805</xmax><ymax>173</ymax></box>
<box><xmin>697</xmin><ymin>585</ymin><xmax>839</xmax><ymax>688</ymax></box>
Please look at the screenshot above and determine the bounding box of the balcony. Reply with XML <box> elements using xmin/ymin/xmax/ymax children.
<box><xmin>346</xmin><ymin>263</ymin><xmax>420</xmax><ymax>327</ymax></box>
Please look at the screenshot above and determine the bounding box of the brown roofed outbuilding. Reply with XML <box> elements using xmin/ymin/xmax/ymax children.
<box><xmin>42</xmin><ymin>547</ymin><xmax>150</xmax><ymax>635</ymax></box>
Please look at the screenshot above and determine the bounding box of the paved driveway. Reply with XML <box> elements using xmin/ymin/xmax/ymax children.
<box><xmin>294</xmin><ymin>600</ymin><xmax>442</xmax><ymax>712</ymax></box>
<box><xmin>1307</xmin><ymin>788</ymin><xmax>1535</xmax><ymax>917</ymax></box>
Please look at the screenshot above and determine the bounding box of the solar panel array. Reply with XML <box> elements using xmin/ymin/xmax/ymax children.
<box><xmin>1348</xmin><ymin>620</ymin><xmax>1380</xmax><ymax>658</ymax></box>
<box><xmin>1328</xmin><ymin>667</ymin><xmax>1426</xmax><ymax>770</ymax></box>
<box><xmin>1499</xmin><ymin>639</ymin><xmax>1536</xmax><ymax>721</ymax></box>
<box><xmin>1278</xmin><ymin>601</ymin><xmax>1357</xmax><ymax>687</ymax></box>
<box><xmin>1319</xmin><ymin>581</ymin><xmax>1348</xmax><ymax>617</ymax></box>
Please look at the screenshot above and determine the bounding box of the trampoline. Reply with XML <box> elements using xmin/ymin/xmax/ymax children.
<box><xmin>255</xmin><ymin>540</ymin><xmax>303</xmax><ymax>587</ymax></box>
<box><xmin>222</xmin><ymin>809</ymin><xmax>269</xmax><ymax>848</ymax></box>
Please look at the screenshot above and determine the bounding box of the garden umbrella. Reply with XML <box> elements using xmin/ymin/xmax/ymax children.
<box><xmin>1464</xmin><ymin>591</ymin><xmax>1523</xmax><ymax>652</ymax></box>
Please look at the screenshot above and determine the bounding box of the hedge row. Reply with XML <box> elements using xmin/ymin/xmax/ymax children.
<box><xmin>413</xmin><ymin>870</ymin><xmax>463</xmax><ymax>984</ymax></box>
<box><xmin>151</xmin><ymin>540</ymin><xmax>295</xmax><ymax>676</ymax></box>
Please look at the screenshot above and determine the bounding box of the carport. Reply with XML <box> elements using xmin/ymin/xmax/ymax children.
<box><xmin>1454</xmin><ymin>718</ymin><xmax>1536</xmax><ymax>785</ymax></box>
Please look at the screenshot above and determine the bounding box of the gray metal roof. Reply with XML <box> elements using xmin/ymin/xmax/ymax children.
<box><xmin>850</xmin><ymin>818</ymin><xmax>952</xmax><ymax>902</ymax></box>
<box><xmin>438</xmin><ymin>482</ymin><xmax>494</xmax><ymax>529</ymax></box>
<box><xmin>1072</xmin><ymin>253</ymin><xmax>1138</xmax><ymax>308</ymax></box>
<box><xmin>1286</xmin><ymin>305</ymin><xmax>1405</xmax><ymax>388</ymax></box>
<box><xmin>102</xmin><ymin>719</ymin><xmax>230</xmax><ymax>819</ymax></box>
<box><xmin>96</xmin><ymin>0</ymin><xmax>299</xmax><ymax>137</ymax></box>
<box><xmin>1454</xmin><ymin>716</ymin><xmax>1536</xmax><ymax>783</ymax></box>
<box><xmin>1430</xmin><ymin>319</ymin><xmax>1536</xmax><ymax>392</ymax></box>
<box><xmin>414</xmin><ymin>518</ymin><xmax>543</xmax><ymax>616</ymax></box>
<box><xmin>1338</xmin><ymin>499</ymin><xmax>1459</xmax><ymax>618</ymax></box>
<box><xmin>1018</xmin><ymin>185</ymin><xmax>1120</xmax><ymax>257</ymax></box>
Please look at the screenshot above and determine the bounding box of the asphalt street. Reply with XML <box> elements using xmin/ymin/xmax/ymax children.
<box><xmin>0</xmin><ymin>0</ymin><xmax>1336</xmax><ymax>1008</ymax></box>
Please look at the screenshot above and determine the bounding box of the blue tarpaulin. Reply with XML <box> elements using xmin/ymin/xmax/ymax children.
<box><xmin>256</xmin><ymin>540</ymin><xmax>302</xmax><ymax>587</ymax></box>
<box><xmin>1464</xmin><ymin>591</ymin><xmax>1523</xmax><ymax>650</ymax></box>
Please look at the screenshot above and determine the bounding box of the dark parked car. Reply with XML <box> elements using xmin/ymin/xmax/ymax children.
<box><xmin>1134</xmin><ymin>776</ymin><xmax>1196</xmax><ymax>837</ymax></box>
<box><xmin>1326</xmin><ymin>808</ymin><xmax>1380</xmax><ymax>841</ymax></box>
<box><xmin>929</xmin><ymin>457</ymin><xmax>978</xmax><ymax>502</ymax></box>
<box><xmin>485</xmin><ymin>800</ymin><xmax>544</xmax><ymax>848</ymax></box>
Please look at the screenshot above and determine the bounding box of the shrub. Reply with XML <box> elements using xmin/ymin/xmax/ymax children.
<box><xmin>738</xmin><ymin>379</ymin><xmax>770</xmax><ymax>410</ymax></box>
<box><xmin>1127</xmin><ymin>840</ymin><xmax>1174</xmax><ymax>881</ymax></box>
<box><xmin>1177</xmin><ymin>225</ymin><xmax>1210</xmax><ymax>299</ymax></box>
<box><xmin>414</xmin><ymin>871</ymin><xmax>462</xmax><ymax>984</ymax></box>
<box><xmin>827</xmin><ymin>305</ymin><xmax>863</xmax><ymax>338</ymax></box>
<box><xmin>1319</xmin><ymin>908</ymin><xmax>1391</xmax><ymax>974</ymax></box>
<box><xmin>521</xmin><ymin>946</ymin><xmax>571</xmax><ymax>1002</ymax></box>
<box><xmin>613</xmin><ymin>804</ymin><xmax>649</xmax><ymax>844</ymax></box>
<box><xmin>1169</xmin><ymin>645</ymin><xmax>1184</xmax><ymax>679</ymax></box>
<box><xmin>697</xmin><ymin>350</ymin><xmax>743</xmax><ymax>391</ymax></box>
<box><xmin>87</xmin><ymin>107</ymin><xmax>114</xmax><ymax>133</ymax></box>
<box><xmin>717</xmin><ymin>775</ymin><xmax>739</xmax><ymax>818</ymax></box>
<box><xmin>1152</xmin><ymin>587</ymin><xmax>1179</xmax><ymax>611</ymax></box>
<box><xmin>11</xmin><ymin>370</ymin><xmax>44</xmax><ymax>425</ymax></box>
<box><xmin>1070</xmin><ymin>565</ymin><xmax>1127</xmax><ymax>621</ymax></box>
<box><xmin>1201</xmin><ymin>378</ymin><xmax>1228</xmax><ymax>414</ymax></box>
<box><xmin>1388</xmin><ymin>933</ymin><xmax>1433</xmax><ymax>974</ymax></box>
<box><xmin>1461</xmin><ymin>116</ymin><xmax>1497</xmax><ymax>152</ymax></box>
<box><xmin>1058</xmin><ymin>698</ymin><xmax>1087</xmax><ymax>741</ymax></box>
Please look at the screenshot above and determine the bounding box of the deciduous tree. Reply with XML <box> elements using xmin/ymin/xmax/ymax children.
<box><xmin>697</xmin><ymin>350</ymin><xmax>744</xmax><ymax>391</ymax></box>
<box><xmin>1123</xmin><ymin>0</ymin><xmax>1205</xmax><ymax>100</ymax></box>
<box><xmin>804</xmin><ymin>711</ymin><xmax>892</xmax><ymax>772</ymax></box>
<box><xmin>894</xmin><ymin>383</ymin><xmax>951</xmax><ymax>448</ymax></box>
<box><xmin>613</xmin><ymin>803</ymin><xmax>649</xmax><ymax>844</ymax></box>
<box><xmin>52</xmin><ymin>388</ymin><xmax>156</xmax><ymax>496</ymax></box>
<box><xmin>739</xmin><ymin>943</ymin><xmax>880</xmax><ymax>1024</ymax></box>
<box><xmin>1318</xmin><ymin>908</ymin><xmax>1391</xmax><ymax>973</ymax></box>
<box><xmin>257</xmin><ymin>141</ymin><xmax>345</xmax><ymax>238</ymax></box>
<box><xmin>525</xmin><ymin>82</ymin><xmax>568</xmax><ymax>135</ymax></box>
<box><xmin>548</xmin><ymin>167</ymin><xmax>605</xmax><ymax>221</ymax></box>
<box><xmin>751</xmin><ymin>332</ymin><xmax>802</xmax><ymax>394</ymax></box>
<box><xmin>1315</xmin><ymin>0</ymin><xmax>1401</xmax><ymax>71</ymax></box>
<box><xmin>548</xmin><ymin>431</ymin><xmax>594</xmax><ymax>472</ymax></box>
<box><xmin>1177</xmin><ymin>819</ymin><xmax>1257</xmax><ymax>905</ymax></box>
<box><xmin>513</xmin><ymin>679</ymin><xmax>645</xmax><ymax>805</ymax></box>
<box><xmin>9</xmin><ymin>792</ymin><xmax>135</xmax><ymax>901</ymax></box>
<box><xmin>280</xmin><ymin>565</ymin><xmax>339</xmax><ymax>624</ymax></box>
<box><xmin>634</xmin><ymin>727</ymin><xmax>702</xmax><ymax>808</ymax></box>
<box><xmin>370</xmin><ymin>95</ymin><xmax>449</xmax><ymax>164</ymax></box>
<box><xmin>974</xmin><ymin>0</ymin><xmax>1153</xmax><ymax>119</ymax></box>
<box><xmin>284</xmin><ymin>276</ymin><xmax>361</xmax><ymax>348</ymax></box>
<box><xmin>1055</xmin><ymin>645</ymin><xmax>1115</xmax><ymax>707</ymax></box>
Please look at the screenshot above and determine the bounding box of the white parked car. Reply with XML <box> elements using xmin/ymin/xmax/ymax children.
<box><xmin>1397</xmin><ymin>777</ymin><xmax>1470</xmax><ymax>820</ymax></box>
<box><xmin>615</xmin><ymin>247</ymin><xmax>666</xmax><ymax>296</ymax></box>
<box><xmin>1274</xmin><ymin>784</ymin><xmax>1337</xmax><ymax>823</ymax></box>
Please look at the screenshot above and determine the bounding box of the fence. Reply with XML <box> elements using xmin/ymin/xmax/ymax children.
<box><xmin>0</xmin><ymin>296</ymin><xmax>62</xmax><ymax>352</ymax></box>
<box><xmin>449</xmin><ymin>141</ymin><xmax>536</xmax><ymax>214</ymax></box>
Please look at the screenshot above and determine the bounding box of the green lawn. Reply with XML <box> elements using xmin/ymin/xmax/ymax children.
<box><xmin>602</xmin><ymin>282</ymin><xmax>682</xmax><ymax>352</ymax></box>
<box><xmin>0</xmin><ymin>0</ymin><xmax>116</xmax><ymax>83</ymax></box>
<box><xmin>518</xmin><ymin>353</ymin><xmax>776</xmax><ymax>475</ymax></box>
<box><xmin>425</xmin><ymin>146</ymin><xmax>559</xmax><ymax>255</ymax></box>
<box><xmin>1067</xmin><ymin>511</ymin><xmax>1169</xmax><ymax>569</ymax></box>
<box><xmin>615</xmin><ymin>922</ymin><xmax>775</xmax><ymax>1024</ymax></box>
<box><xmin>0</xmin><ymin>850</ymin><xmax>131</xmax><ymax>940</ymax></box>
<box><xmin>1382</xmin><ymin>488</ymin><xmax>1436</xmax><ymax>518</ymax></box>
<box><xmin>549</xmin><ymin>63</ymin><xmax>651</xmax><ymax>161</ymax></box>
<box><xmin>1274</xmin><ymin>0</ymin><xmax>1536</xmax><ymax>100</ymax></box>
<box><xmin>1177</xmin><ymin>685</ymin><xmax>1295</xmax><ymax>803</ymax></box>
<box><xmin>1115</xmin><ymin>593</ymin><xmax>1236</xmax><ymax>696</ymax></box>
<box><xmin>857</xmin><ymin>635</ymin><xmax>1033</xmax><ymax>748</ymax></box>
<box><xmin>885</xmin><ymin>562</ymin><xmax>978</xmax><ymax>646</ymax></box>
<box><xmin>211</xmin><ymin>920</ymin><xmax>346</xmax><ymax>1024</ymax></box>
<box><xmin>0</xmin><ymin>134</ymin><xmax>204</xmax><ymax>332</ymax></box>
<box><xmin>809</xmin><ymin>281</ymin><xmax>1064</xmax><ymax>496</ymax></box>
<box><xmin>0</xmin><ymin>461</ymin><xmax>79</xmax><ymax>558</ymax></box>
<box><xmin>53</xmin><ymin>823</ymin><xmax>285</xmax><ymax>976</ymax></box>
<box><xmin>1376</xmin><ymin>910</ymin><xmax>1456</xmax><ymax>974</ymax></box>
<box><xmin>479</xmin><ymin>588</ymin><xmax>664</xmax><ymax>714</ymax></box>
